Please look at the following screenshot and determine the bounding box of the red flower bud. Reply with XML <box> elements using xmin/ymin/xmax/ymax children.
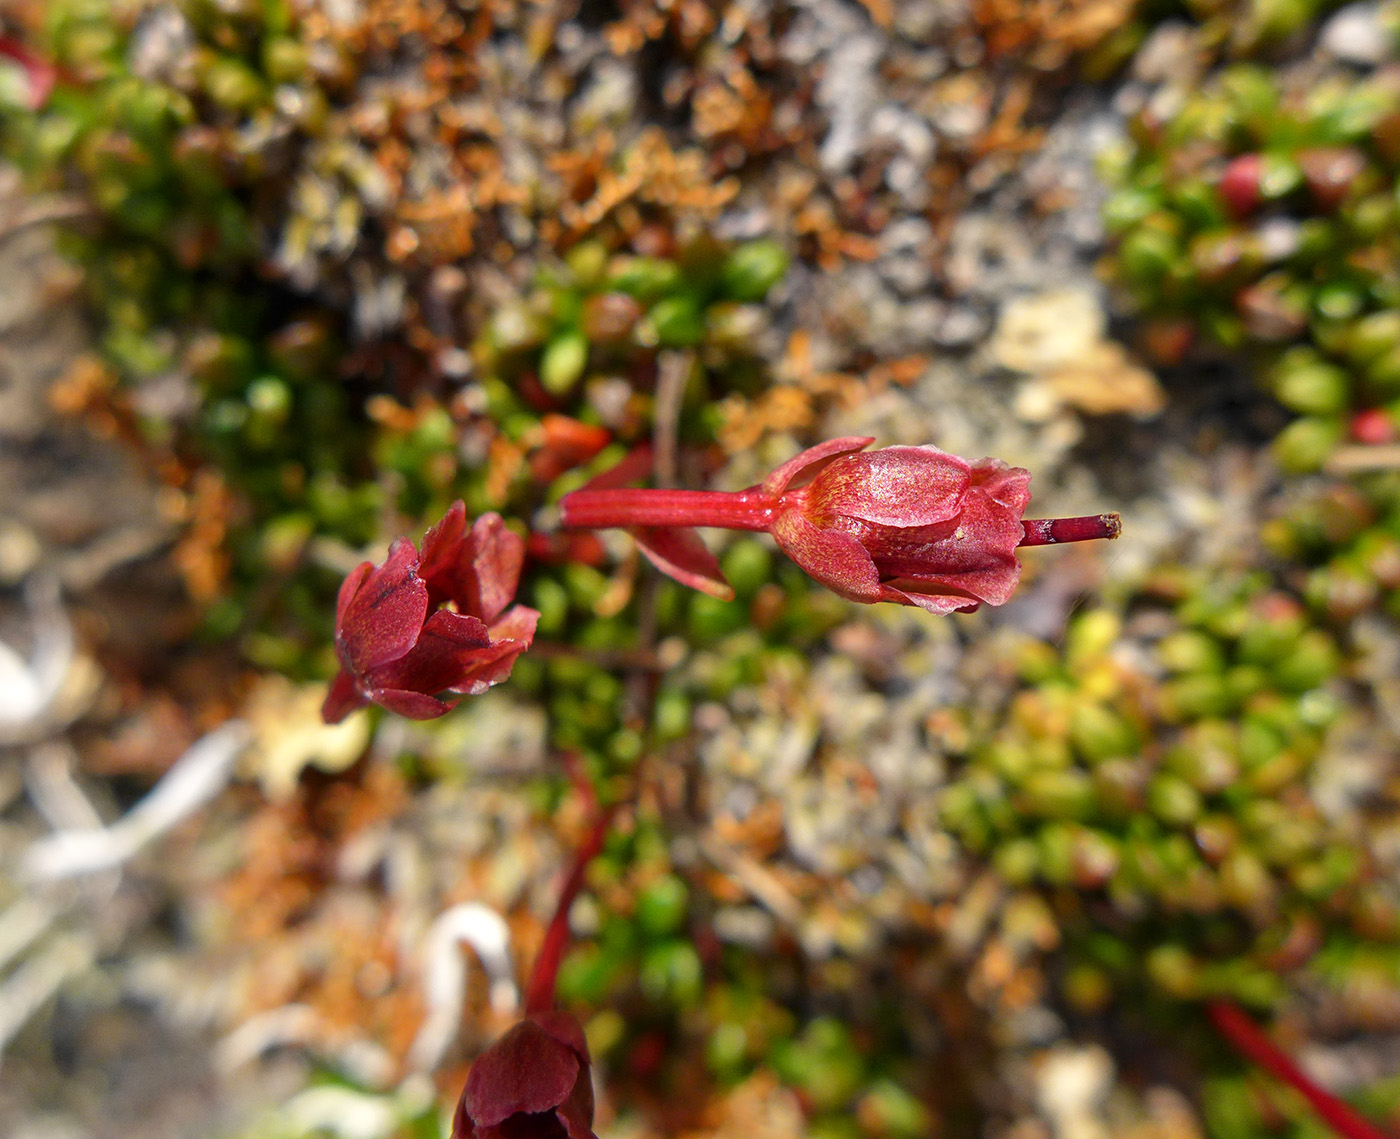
<box><xmin>559</xmin><ymin>438</ymin><xmax>1120</xmax><ymax>613</ymax></box>
<box><xmin>451</xmin><ymin>1012</ymin><xmax>596</xmax><ymax>1139</ymax></box>
<box><xmin>322</xmin><ymin>504</ymin><xmax>539</xmax><ymax>723</ymax></box>
<box><xmin>761</xmin><ymin>437</ymin><xmax>1034</xmax><ymax>613</ymax></box>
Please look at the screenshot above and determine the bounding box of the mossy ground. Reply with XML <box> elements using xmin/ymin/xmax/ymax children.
<box><xmin>1</xmin><ymin>1</ymin><xmax>1398</xmax><ymax>1137</ymax></box>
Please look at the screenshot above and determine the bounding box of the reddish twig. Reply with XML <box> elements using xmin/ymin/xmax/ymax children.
<box><xmin>1018</xmin><ymin>514</ymin><xmax>1122</xmax><ymax>547</ymax></box>
<box><xmin>523</xmin><ymin>803</ymin><xmax>617</xmax><ymax>1016</ymax></box>
<box><xmin>560</xmin><ymin>486</ymin><xmax>775</xmax><ymax>530</ymax></box>
<box><xmin>563</xmin><ymin>491</ymin><xmax>1121</xmax><ymax>550</ymax></box>
<box><xmin>1207</xmin><ymin>1001</ymin><xmax>1396</xmax><ymax>1139</ymax></box>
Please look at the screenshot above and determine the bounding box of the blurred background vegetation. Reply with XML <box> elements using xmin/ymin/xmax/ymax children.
<box><xmin>0</xmin><ymin>0</ymin><xmax>1398</xmax><ymax>1137</ymax></box>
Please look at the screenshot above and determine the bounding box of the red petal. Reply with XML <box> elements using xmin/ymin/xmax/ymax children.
<box><xmin>769</xmin><ymin>512</ymin><xmax>881</xmax><ymax>601</ymax></box>
<box><xmin>335</xmin><ymin>561</ymin><xmax>372</xmax><ymax>630</ymax></box>
<box><xmin>811</xmin><ymin>445</ymin><xmax>969</xmax><ymax>527</ymax></box>
<box><xmin>555</xmin><ymin>1072</ymin><xmax>599</xmax><ymax>1139</ymax></box>
<box><xmin>446</xmin><ymin>636</ymin><xmax>532</xmax><ymax>695</ymax></box>
<box><xmin>418</xmin><ymin>501</ymin><xmax>469</xmax><ymax>605</ymax></box>
<box><xmin>421</xmin><ymin>507</ymin><xmax>526</xmax><ymax>622</ymax></box>
<box><xmin>464</xmin><ymin>1020</ymin><xmax>582</xmax><ymax>1128</ymax></box>
<box><xmin>336</xmin><ymin>539</ymin><xmax>429</xmax><ymax>675</ymax></box>
<box><xmin>892</xmin><ymin>557</ymin><xmax>1022</xmax><ymax>608</ymax></box>
<box><xmin>760</xmin><ymin>436</ymin><xmax>874</xmax><ymax>497</ymax></box>
<box><xmin>870</xmin><ymin>484</ymin><xmax>1025</xmax><ymax>607</ymax></box>
<box><xmin>489</xmin><ymin>604</ymin><xmax>541</xmax><ymax>646</ymax></box>
<box><xmin>367</xmin><ymin>687</ymin><xmax>453</xmax><ymax>719</ymax></box>
<box><xmin>531</xmin><ymin>1012</ymin><xmax>590</xmax><ymax>1062</ymax></box>
<box><xmin>321</xmin><ymin>669</ymin><xmax>366</xmax><ymax>724</ymax></box>
<box><xmin>465</xmin><ymin>513</ymin><xmax>526</xmax><ymax>623</ymax></box>
<box><xmin>368</xmin><ymin>608</ymin><xmax>493</xmax><ymax>696</ymax></box>
<box><xmin>450</xmin><ymin>1095</ymin><xmax>477</xmax><ymax>1139</ymax></box>
<box><xmin>633</xmin><ymin>527</ymin><xmax>735</xmax><ymax>600</ymax></box>
<box><xmin>879</xmin><ymin>582</ymin><xmax>985</xmax><ymax>614</ymax></box>
<box><xmin>968</xmin><ymin>458</ymin><xmax>1032</xmax><ymax>514</ymax></box>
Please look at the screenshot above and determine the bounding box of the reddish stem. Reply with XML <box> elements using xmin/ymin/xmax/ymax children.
<box><xmin>560</xmin><ymin>487</ymin><xmax>775</xmax><ymax>532</ymax></box>
<box><xmin>1018</xmin><ymin>513</ymin><xmax>1122</xmax><ymax>547</ymax></box>
<box><xmin>1207</xmin><ymin>1001</ymin><xmax>1396</xmax><ymax>1139</ymax></box>
<box><xmin>524</xmin><ymin>805</ymin><xmax>617</xmax><ymax>1016</ymax></box>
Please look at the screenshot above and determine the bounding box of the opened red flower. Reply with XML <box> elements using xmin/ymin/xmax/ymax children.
<box><xmin>451</xmin><ymin>1011</ymin><xmax>596</xmax><ymax>1139</ymax></box>
<box><xmin>560</xmin><ymin>437</ymin><xmax>1119</xmax><ymax>613</ymax></box>
<box><xmin>321</xmin><ymin>504</ymin><xmax>539</xmax><ymax>723</ymax></box>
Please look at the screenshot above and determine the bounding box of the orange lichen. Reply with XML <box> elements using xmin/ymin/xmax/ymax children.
<box><xmin>972</xmin><ymin>0</ymin><xmax>1134</xmax><ymax>69</ymax></box>
<box><xmin>484</xmin><ymin>433</ymin><xmax>526</xmax><ymax>507</ymax></box>
<box><xmin>208</xmin><ymin>763</ymin><xmax>434</xmax><ymax>1062</ymax></box>
<box><xmin>691</xmin><ymin>64</ymin><xmax>778</xmax><ymax>154</ymax></box>
<box><xmin>605</xmin><ymin>0</ymin><xmax>719</xmax><ymax>55</ymax></box>
<box><xmin>555</xmin><ymin>129</ymin><xmax>741</xmax><ymax>240</ymax></box>
<box><xmin>171</xmin><ymin>470</ymin><xmax>236</xmax><ymax>603</ymax></box>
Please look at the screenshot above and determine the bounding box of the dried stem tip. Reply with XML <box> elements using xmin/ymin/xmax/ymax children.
<box><xmin>1018</xmin><ymin>513</ymin><xmax>1122</xmax><ymax>548</ymax></box>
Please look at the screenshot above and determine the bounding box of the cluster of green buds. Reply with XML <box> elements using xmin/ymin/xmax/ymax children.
<box><xmin>508</xmin><ymin>531</ymin><xmax>842</xmax><ymax>797</ymax></box>
<box><xmin>1264</xmin><ymin>472</ymin><xmax>1400</xmax><ymax>624</ymax></box>
<box><xmin>941</xmin><ymin>574</ymin><xmax>1382</xmax><ymax>1008</ymax></box>
<box><xmin>554</xmin><ymin>818</ymin><xmax>705</xmax><ymax>1021</ymax></box>
<box><xmin>559</xmin><ymin>831</ymin><xmax>930</xmax><ymax>1139</ymax></box>
<box><xmin>0</xmin><ymin>1</ymin><xmax>386</xmax><ymax>672</ymax></box>
<box><xmin>189</xmin><ymin>316</ymin><xmax>382</xmax><ymax>672</ymax></box>
<box><xmin>474</xmin><ymin>234</ymin><xmax>789</xmax><ymax>425</ymax></box>
<box><xmin>769</xmin><ymin>1017</ymin><xmax>930</xmax><ymax>1139</ymax></box>
<box><xmin>1086</xmin><ymin>0</ymin><xmax>1369</xmax><ymax>79</ymax></box>
<box><xmin>374</xmin><ymin>233</ymin><xmax>793</xmax><ymax>557</ymax></box>
<box><xmin>10</xmin><ymin>0</ymin><xmax>324</xmax><ymax>262</ymax></box>
<box><xmin>1103</xmin><ymin>64</ymin><xmax>1400</xmax><ymax>471</ymax></box>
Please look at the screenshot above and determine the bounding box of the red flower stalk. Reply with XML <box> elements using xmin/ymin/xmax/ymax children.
<box><xmin>560</xmin><ymin>437</ymin><xmax>1120</xmax><ymax>614</ymax></box>
<box><xmin>322</xmin><ymin>504</ymin><xmax>539</xmax><ymax>723</ymax></box>
<box><xmin>1207</xmin><ymin>1001</ymin><xmax>1395</xmax><ymax>1139</ymax></box>
<box><xmin>450</xmin><ymin>806</ymin><xmax>614</xmax><ymax>1139</ymax></box>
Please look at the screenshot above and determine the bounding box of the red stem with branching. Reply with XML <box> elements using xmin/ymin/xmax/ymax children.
<box><xmin>523</xmin><ymin>804</ymin><xmax>617</xmax><ymax>1016</ymax></box>
<box><xmin>1207</xmin><ymin>1001</ymin><xmax>1396</xmax><ymax>1139</ymax></box>
<box><xmin>562</xmin><ymin>484</ymin><xmax>1121</xmax><ymax>550</ymax></box>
